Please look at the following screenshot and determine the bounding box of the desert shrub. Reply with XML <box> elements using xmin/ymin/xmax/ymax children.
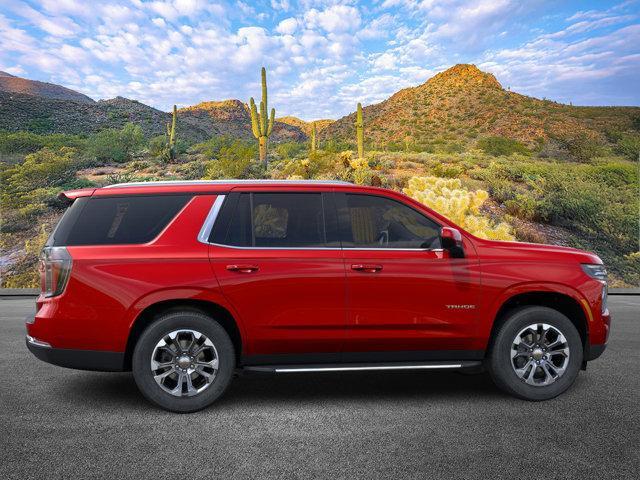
<box><xmin>88</xmin><ymin>123</ymin><xmax>144</xmax><ymax>162</ymax></box>
<box><xmin>175</xmin><ymin>160</ymin><xmax>206</xmax><ymax>180</ymax></box>
<box><xmin>1</xmin><ymin>147</ymin><xmax>83</xmax><ymax>210</ymax></box>
<box><xmin>193</xmin><ymin>136</ymin><xmax>252</xmax><ymax>159</ymax></box>
<box><xmin>275</xmin><ymin>141</ymin><xmax>306</xmax><ymax>160</ymax></box>
<box><xmin>280</xmin><ymin>151</ymin><xmax>338</xmax><ymax>180</ymax></box>
<box><xmin>148</xmin><ymin>135</ymin><xmax>166</xmax><ymax>157</ymax></box>
<box><xmin>432</xmin><ymin>163</ymin><xmax>463</xmax><ymax>178</ymax></box>
<box><xmin>403</xmin><ymin>176</ymin><xmax>514</xmax><ymax>240</ymax></box>
<box><xmin>204</xmin><ymin>140</ymin><xmax>257</xmax><ymax>179</ymax></box>
<box><xmin>27</xmin><ymin>117</ymin><xmax>54</xmax><ymax>134</ymax></box>
<box><xmin>0</xmin><ymin>131</ymin><xmax>87</xmax><ymax>154</ymax></box>
<box><xmin>555</xmin><ymin>132</ymin><xmax>603</xmax><ymax>162</ymax></box>
<box><xmin>615</xmin><ymin>133</ymin><xmax>640</xmax><ymax>160</ymax></box>
<box><xmin>477</xmin><ymin>136</ymin><xmax>529</xmax><ymax>156</ymax></box>
<box><xmin>505</xmin><ymin>194</ymin><xmax>540</xmax><ymax>221</ymax></box>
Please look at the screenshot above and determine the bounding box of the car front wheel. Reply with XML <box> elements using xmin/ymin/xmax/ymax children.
<box><xmin>487</xmin><ymin>306</ymin><xmax>583</xmax><ymax>401</ymax></box>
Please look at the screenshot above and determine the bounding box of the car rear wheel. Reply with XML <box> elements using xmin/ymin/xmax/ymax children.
<box><xmin>487</xmin><ymin>306</ymin><xmax>583</xmax><ymax>401</ymax></box>
<box><xmin>132</xmin><ymin>310</ymin><xmax>235</xmax><ymax>412</ymax></box>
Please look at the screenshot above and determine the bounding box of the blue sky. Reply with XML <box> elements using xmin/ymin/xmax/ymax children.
<box><xmin>0</xmin><ymin>0</ymin><xmax>638</xmax><ymax>120</ymax></box>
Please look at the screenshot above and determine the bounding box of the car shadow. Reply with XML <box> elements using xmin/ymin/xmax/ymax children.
<box><xmin>55</xmin><ymin>369</ymin><xmax>505</xmax><ymax>410</ymax></box>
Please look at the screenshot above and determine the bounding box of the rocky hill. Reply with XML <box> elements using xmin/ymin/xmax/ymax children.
<box><xmin>179</xmin><ymin>100</ymin><xmax>306</xmax><ymax>142</ymax></box>
<box><xmin>0</xmin><ymin>71</ymin><xmax>94</xmax><ymax>104</ymax></box>
<box><xmin>321</xmin><ymin>64</ymin><xmax>640</xmax><ymax>148</ymax></box>
<box><xmin>0</xmin><ymin>74</ymin><xmax>306</xmax><ymax>143</ymax></box>
<box><xmin>277</xmin><ymin>116</ymin><xmax>334</xmax><ymax>135</ymax></box>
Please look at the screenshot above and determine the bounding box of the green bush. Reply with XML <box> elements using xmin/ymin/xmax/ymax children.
<box><xmin>88</xmin><ymin>123</ymin><xmax>144</xmax><ymax>163</ymax></box>
<box><xmin>477</xmin><ymin>136</ymin><xmax>529</xmax><ymax>156</ymax></box>
<box><xmin>192</xmin><ymin>136</ymin><xmax>237</xmax><ymax>159</ymax></box>
<box><xmin>615</xmin><ymin>133</ymin><xmax>640</xmax><ymax>160</ymax></box>
<box><xmin>275</xmin><ymin>141</ymin><xmax>306</xmax><ymax>160</ymax></box>
<box><xmin>556</xmin><ymin>132</ymin><xmax>603</xmax><ymax>162</ymax></box>
<box><xmin>0</xmin><ymin>131</ymin><xmax>87</xmax><ymax>154</ymax></box>
<box><xmin>204</xmin><ymin>140</ymin><xmax>257</xmax><ymax>179</ymax></box>
<box><xmin>1</xmin><ymin>147</ymin><xmax>83</xmax><ymax>211</ymax></box>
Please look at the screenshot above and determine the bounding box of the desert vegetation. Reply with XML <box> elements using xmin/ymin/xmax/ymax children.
<box><xmin>1</xmin><ymin>64</ymin><xmax>639</xmax><ymax>287</ymax></box>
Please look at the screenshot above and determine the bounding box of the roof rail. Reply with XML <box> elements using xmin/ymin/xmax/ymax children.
<box><xmin>103</xmin><ymin>179</ymin><xmax>354</xmax><ymax>188</ymax></box>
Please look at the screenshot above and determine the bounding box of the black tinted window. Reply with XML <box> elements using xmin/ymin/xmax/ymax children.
<box><xmin>55</xmin><ymin>195</ymin><xmax>191</xmax><ymax>246</ymax></box>
<box><xmin>222</xmin><ymin>193</ymin><xmax>327</xmax><ymax>247</ymax></box>
<box><xmin>338</xmin><ymin>194</ymin><xmax>441</xmax><ymax>249</ymax></box>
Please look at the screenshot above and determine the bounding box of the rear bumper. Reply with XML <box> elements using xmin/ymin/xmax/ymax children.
<box><xmin>26</xmin><ymin>337</ymin><xmax>125</xmax><ymax>372</ymax></box>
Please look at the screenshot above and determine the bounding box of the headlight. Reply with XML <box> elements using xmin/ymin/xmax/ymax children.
<box><xmin>581</xmin><ymin>264</ymin><xmax>607</xmax><ymax>281</ymax></box>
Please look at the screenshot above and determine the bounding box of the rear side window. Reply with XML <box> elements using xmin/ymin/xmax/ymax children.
<box><xmin>222</xmin><ymin>193</ymin><xmax>327</xmax><ymax>248</ymax></box>
<box><xmin>51</xmin><ymin>195</ymin><xmax>191</xmax><ymax>246</ymax></box>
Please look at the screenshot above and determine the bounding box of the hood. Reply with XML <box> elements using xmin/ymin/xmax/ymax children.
<box><xmin>473</xmin><ymin>238</ymin><xmax>603</xmax><ymax>265</ymax></box>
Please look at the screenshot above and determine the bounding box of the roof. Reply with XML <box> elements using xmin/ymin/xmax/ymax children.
<box><xmin>103</xmin><ymin>180</ymin><xmax>353</xmax><ymax>188</ymax></box>
<box><xmin>59</xmin><ymin>179</ymin><xmax>356</xmax><ymax>201</ymax></box>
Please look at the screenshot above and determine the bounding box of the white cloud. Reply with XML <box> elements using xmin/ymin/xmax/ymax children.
<box><xmin>305</xmin><ymin>5</ymin><xmax>361</xmax><ymax>33</ymax></box>
<box><xmin>276</xmin><ymin>17</ymin><xmax>298</xmax><ymax>35</ymax></box>
<box><xmin>8</xmin><ymin>2</ymin><xmax>80</xmax><ymax>37</ymax></box>
<box><xmin>271</xmin><ymin>0</ymin><xmax>291</xmax><ymax>11</ymax></box>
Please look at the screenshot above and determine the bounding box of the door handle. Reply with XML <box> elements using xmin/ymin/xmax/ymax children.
<box><xmin>226</xmin><ymin>264</ymin><xmax>259</xmax><ymax>273</ymax></box>
<box><xmin>351</xmin><ymin>264</ymin><xmax>383</xmax><ymax>273</ymax></box>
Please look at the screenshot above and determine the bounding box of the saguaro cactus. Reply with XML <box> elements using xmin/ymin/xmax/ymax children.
<box><xmin>355</xmin><ymin>102</ymin><xmax>364</xmax><ymax>160</ymax></box>
<box><xmin>250</xmin><ymin>67</ymin><xmax>275</xmax><ymax>166</ymax></box>
<box><xmin>310</xmin><ymin>122</ymin><xmax>317</xmax><ymax>152</ymax></box>
<box><xmin>165</xmin><ymin>104</ymin><xmax>177</xmax><ymax>162</ymax></box>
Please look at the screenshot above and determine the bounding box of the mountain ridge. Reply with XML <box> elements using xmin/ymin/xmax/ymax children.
<box><xmin>321</xmin><ymin>64</ymin><xmax>639</xmax><ymax>148</ymax></box>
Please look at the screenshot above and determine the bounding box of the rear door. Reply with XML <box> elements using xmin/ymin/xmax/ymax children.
<box><xmin>208</xmin><ymin>189</ymin><xmax>347</xmax><ymax>363</ymax></box>
<box><xmin>336</xmin><ymin>192</ymin><xmax>482</xmax><ymax>361</ymax></box>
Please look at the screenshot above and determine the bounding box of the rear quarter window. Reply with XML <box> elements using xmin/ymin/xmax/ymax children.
<box><xmin>51</xmin><ymin>195</ymin><xmax>192</xmax><ymax>246</ymax></box>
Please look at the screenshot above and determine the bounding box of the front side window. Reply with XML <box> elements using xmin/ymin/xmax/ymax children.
<box><xmin>338</xmin><ymin>194</ymin><xmax>441</xmax><ymax>249</ymax></box>
<box><xmin>222</xmin><ymin>193</ymin><xmax>327</xmax><ymax>248</ymax></box>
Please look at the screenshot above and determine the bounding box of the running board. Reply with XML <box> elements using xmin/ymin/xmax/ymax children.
<box><xmin>243</xmin><ymin>360</ymin><xmax>482</xmax><ymax>373</ymax></box>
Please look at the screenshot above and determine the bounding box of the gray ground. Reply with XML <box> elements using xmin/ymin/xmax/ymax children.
<box><xmin>1</xmin><ymin>296</ymin><xmax>638</xmax><ymax>479</ymax></box>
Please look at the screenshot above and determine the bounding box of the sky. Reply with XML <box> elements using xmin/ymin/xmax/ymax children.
<box><xmin>0</xmin><ymin>0</ymin><xmax>639</xmax><ymax>121</ymax></box>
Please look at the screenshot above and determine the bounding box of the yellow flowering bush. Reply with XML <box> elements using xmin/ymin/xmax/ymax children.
<box><xmin>403</xmin><ymin>176</ymin><xmax>514</xmax><ymax>240</ymax></box>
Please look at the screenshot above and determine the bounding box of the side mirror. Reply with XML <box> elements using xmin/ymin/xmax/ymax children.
<box><xmin>441</xmin><ymin>227</ymin><xmax>465</xmax><ymax>258</ymax></box>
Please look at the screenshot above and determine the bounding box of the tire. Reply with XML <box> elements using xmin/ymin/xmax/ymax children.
<box><xmin>132</xmin><ymin>310</ymin><xmax>235</xmax><ymax>413</ymax></box>
<box><xmin>487</xmin><ymin>306</ymin><xmax>583</xmax><ymax>401</ymax></box>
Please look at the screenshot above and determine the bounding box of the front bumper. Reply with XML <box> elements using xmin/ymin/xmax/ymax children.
<box><xmin>586</xmin><ymin>343</ymin><xmax>607</xmax><ymax>361</ymax></box>
<box><xmin>26</xmin><ymin>336</ymin><xmax>125</xmax><ymax>372</ymax></box>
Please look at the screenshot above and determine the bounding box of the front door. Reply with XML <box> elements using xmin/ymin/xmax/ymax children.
<box><xmin>209</xmin><ymin>190</ymin><xmax>347</xmax><ymax>363</ymax></box>
<box><xmin>335</xmin><ymin>192</ymin><xmax>481</xmax><ymax>361</ymax></box>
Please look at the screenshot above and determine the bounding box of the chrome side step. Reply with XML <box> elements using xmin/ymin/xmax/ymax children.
<box><xmin>244</xmin><ymin>360</ymin><xmax>481</xmax><ymax>373</ymax></box>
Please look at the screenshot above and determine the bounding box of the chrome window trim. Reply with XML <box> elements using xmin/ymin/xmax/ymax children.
<box><xmin>207</xmin><ymin>242</ymin><xmax>443</xmax><ymax>253</ymax></box>
<box><xmin>197</xmin><ymin>195</ymin><xmax>226</xmax><ymax>245</ymax></box>
<box><xmin>199</xmin><ymin>193</ymin><xmax>443</xmax><ymax>252</ymax></box>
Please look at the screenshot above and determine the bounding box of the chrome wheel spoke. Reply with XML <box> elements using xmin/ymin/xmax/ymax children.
<box><xmin>196</xmin><ymin>358</ymin><xmax>218</xmax><ymax>370</ymax></box>
<box><xmin>511</xmin><ymin>323</ymin><xmax>570</xmax><ymax>387</ymax></box>
<box><xmin>195</xmin><ymin>366</ymin><xmax>216</xmax><ymax>382</ymax></box>
<box><xmin>151</xmin><ymin>360</ymin><xmax>174</xmax><ymax>371</ymax></box>
<box><xmin>151</xmin><ymin>329</ymin><xmax>219</xmax><ymax>398</ymax></box>
<box><xmin>184</xmin><ymin>373</ymin><xmax>197</xmax><ymax>396</ymax></box>
<box><xmin>154</xmin><ymin>367</ymin><xmax>175</xmax><ymax>381</ymax></box>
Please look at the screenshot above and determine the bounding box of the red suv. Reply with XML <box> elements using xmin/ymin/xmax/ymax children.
<box><xmin>26</xmin><ymin>180</ymin><xmax>610</xmax><ymax>412</ymax></box>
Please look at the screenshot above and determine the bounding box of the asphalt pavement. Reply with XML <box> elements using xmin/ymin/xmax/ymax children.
<box><xmin>1</xmin><ymin>296</ymin><xmax>638</xmax><ymax>479</ymax></box>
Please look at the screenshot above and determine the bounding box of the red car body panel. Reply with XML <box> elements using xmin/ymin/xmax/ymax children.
<box><xmin>26</xmin><ymin>182</ymin><xmax>610</xmax><ymax>370</ymax></box>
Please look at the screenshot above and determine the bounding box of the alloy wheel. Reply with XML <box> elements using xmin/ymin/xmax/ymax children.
<box><xmin>151</xmin><ymin>329</ymin><xmax>219</xmax><ymax>397</ymax></box>
<box><xmin>510</xmin><ymin>323</ymin><xmax>570</xmax><ymax>386</ymax></box>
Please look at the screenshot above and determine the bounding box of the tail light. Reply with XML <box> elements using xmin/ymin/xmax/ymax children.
<box><xmin>39</xmin><ymin>247</ymin><xmax>72</xmax><ymax>297</ymax></box>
